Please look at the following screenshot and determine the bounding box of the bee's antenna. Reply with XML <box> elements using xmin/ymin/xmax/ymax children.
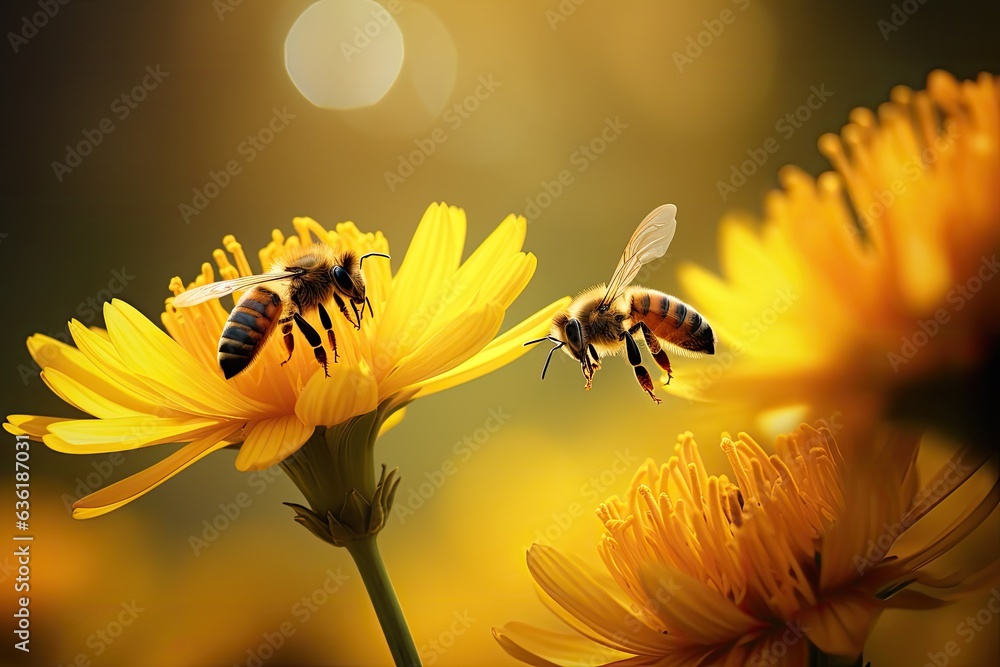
<box><xmin>359</xmin><ymin>252</ymin><xmax>391</xmax><ymax>268</ymax></box>
<box><xmin>524</xmin><ymin>335</ymin><xmax>564</xmax><ymax>379</ymax></box>
<box><xmin>523</xmin><ymin>336</ymin><xmax>551</xmax><ymax>347</ymax></box>
<box><xmin>540</xmin><ymin>341</ymin><xmax>564</xmax><ymax>380</ymax></box>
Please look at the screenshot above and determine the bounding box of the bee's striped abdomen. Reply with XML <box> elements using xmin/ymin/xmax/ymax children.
<box><xmin>628</xmin><ymin>288</ymin><xmax>715</xmax><ymax>355</ymax></box>
<box><xmin>218</xmin><ymin>286</ymin><xmax>282</xmax><ymax>379</ymax></box>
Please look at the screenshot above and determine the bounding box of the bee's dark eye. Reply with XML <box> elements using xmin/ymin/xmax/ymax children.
<box><xmin>331</xmin><ymin>266</ymin><xmax>354</xmax><ymax>292</ymax></box>
<box><xmin>565</xmin><ymin>318</ymin><xmax>583</xmax><ymax>353</ymax></box>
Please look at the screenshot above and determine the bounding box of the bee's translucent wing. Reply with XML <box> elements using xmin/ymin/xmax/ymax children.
<box><xmin>600</xmin><ymin>204</ymin><xmax>677</xmax><ymax>307</ymax></box>
<box><xmin>171</xmin><ymin>271</ymin><xmax>299</xmax><ymax>307</ymax></box>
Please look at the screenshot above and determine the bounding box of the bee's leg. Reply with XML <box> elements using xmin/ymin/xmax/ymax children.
<box><xmin>332</xmin><ymin>293</ymin><xmax>358</xmax><ymax>328</ymax></box>
<box><xmin>278</xmin><ymin>315</ymin><xmax>295</xmax><ymax>366</ymax></box>
<box><xmin>293</xmin><ymin>313</ymin><xmax>329</xmax><ymax>378</ymax></box>
<box><xmin>582</xmin><ymin>344</ymin><xmax>601</xmax><ymax>390</ymax></box>
<box><xmin>317</xmin><ymin>303</ymin><xmax>339</xmax><ymax>364</ymax></box>
<box><xmin>351</xmin><ymin>300</ymin><xmax>364</xmax><ymax>328</ymax></box>
<box><xmin>639</xmin><ymin>323</ymin><xmax>673</xmax><ymax>385</ymax></box>
<box><xmin>622</xmin><ymin>331</ymin><xmax>662</xmax><ymax>404</ymax></box>
<box><xmin>366</xmin><ymin>297</ymin><xmax>374</xmax><ymax>319</ymax></box>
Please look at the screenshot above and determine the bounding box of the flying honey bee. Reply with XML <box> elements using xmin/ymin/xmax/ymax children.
<box><xmin>525</xmin><ymin>204</ymin><xmax>715</xmax><ymax>403</ymax></box>
<box><xmin>171</xmin><ymin>244</ymin><xmax>390</xmax><ymax>380</ymax></box>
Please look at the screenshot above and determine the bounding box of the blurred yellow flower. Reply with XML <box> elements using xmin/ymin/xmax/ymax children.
<box><xmin>495</xmin><ymin>425</ymin><xmax>999</xmax><ymax>666</ymax></box>
<box><xmin>5</xmin><ymin>202</ymin><xmax>569</xmax><ymax>519</ymax></box>
<box><xmin>669</xmin><ymin>71</ymin><xmax>1000</xmax><ymax>443</ymax></box>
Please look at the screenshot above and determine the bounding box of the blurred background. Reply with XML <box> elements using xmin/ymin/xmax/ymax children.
<box><xmin>2</xmin><ymin>0</ymin><xmax>999</xmax><ymax>665</ymax></box>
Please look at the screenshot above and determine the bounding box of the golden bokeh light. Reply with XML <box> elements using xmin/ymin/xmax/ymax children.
<box><xmin>285</xmin><ymin>0</ymin><xmax>405</xmax><ymax>110</ymax></box>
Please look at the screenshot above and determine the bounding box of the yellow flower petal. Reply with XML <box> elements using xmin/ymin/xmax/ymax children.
<box><xmin>27</xmin><ymin>334</ymin><xmax>163</xmax><ymax>415</ymax></box>
<box><xmin>374</xmin><ymin>202</ymin><xmax>466</xmax><ymax>369</ymax></box>
<box><xmin>72</xmin><ymin>424</ymin><xmax>240</xmax><ymax>519</ymax></box>
<box><xmin>407</xmin><ymin>215</ymin><xmax>528</xmax><ymax>350</ymax></box>
<box><xmin>798</xmin><ymin>591</ymin><xmax>879</xmax><ymax>658</ymax></box>
<box><xmin>527</xmin><ymin>545</ymin><xmax>671</xmax><ymax>655</ymax></box>
<box><xmin>104</xmin><ymin>300</ymin><xmax>266</xmax><ymax>418</ymax></box>
<box><xmin>41</xmin><ymin>368</ymin><xmax>148</xmax><ymax>419</ymax></box>
<box><xmin>377</xmin><ymin>407</ymin><xmax>406</xmax><ymax>437</ymax></box>
<box><xmin>295</xmin><ymin>361</ymin><xmax>378</xmax><ymax>428</ymax></box>
<box><xmin>414</xmin><ymin>297</ymin><xmax>571</xmax><ymax>398</ymax></box>
<box><xmin>234</xmin><ymin>414</ymin><xmax>313</xmax><ymax>471</ymax></box>
<box><xmin>4</xmin><ymin>415</ymin><xmax>69</xmax><ymax>439</ymax></box>
<box><xmin>493</xmin><ymin>622</ymin><xmax>630</xmax><ymax>667</ymax></box>
<box><xmin>636</xmin><ymin>562</ymin><xmax>761</xmax><ymax>645</ymax></box>
<box><xmin>46</xmin><ymin>417</ymin><xmax>225</xmax><ymax>454</ymax></box>
<box><xmin>378</xmin><ymin>302</ymin><xmax>504</xmax><ymax>397</ymax></box>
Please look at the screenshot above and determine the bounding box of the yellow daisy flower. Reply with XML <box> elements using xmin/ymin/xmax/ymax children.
<box><xmin>5</xmin><ymin>202</ymin><xmax>569</xmax><ymax>519</ymax></box>
<box><xmin>670</xmin><ymin>71</ymin><xmax>1000</xmax><ymax>443</ymax></box>
<box><xmin>495</xmin><ymin>425</ymin><xmax>999</xmax><ymax>666</ymax></box>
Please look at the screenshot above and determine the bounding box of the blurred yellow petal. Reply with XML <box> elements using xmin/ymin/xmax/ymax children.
<box><xmin>493</xmin><ymin>623</ymin><xmax>630</xmax><ymax>667</ymax></box>
<box><xmin>799</xmin><ymin>592</ymin><xmax>879</xmax><ymax>658</ymax></box>
<box><xmin>667</xmin><ymin>72</ymin><xmax>1000</xmax><ymax>447</ymax></box>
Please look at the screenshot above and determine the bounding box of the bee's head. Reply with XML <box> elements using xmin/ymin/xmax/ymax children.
<box><xmin>555</xmin><ymin>314</ymin><xmax>587</xmax><ymax>363</ymax></box>
<box><xmin>523</xmin><ymin>312</ymin><xmax>592</xmax><ymax>380</ymax></box>
<box><xmin>330</xmin><ymin>252</ymin><xmax>391</xmax><ymax>304</ymax></box>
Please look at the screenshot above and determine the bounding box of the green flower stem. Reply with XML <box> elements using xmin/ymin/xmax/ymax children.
<box><xmin>346</xmin><ymin>536</ymin><xmax>421</xmax><ymax>667</ymax></box>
